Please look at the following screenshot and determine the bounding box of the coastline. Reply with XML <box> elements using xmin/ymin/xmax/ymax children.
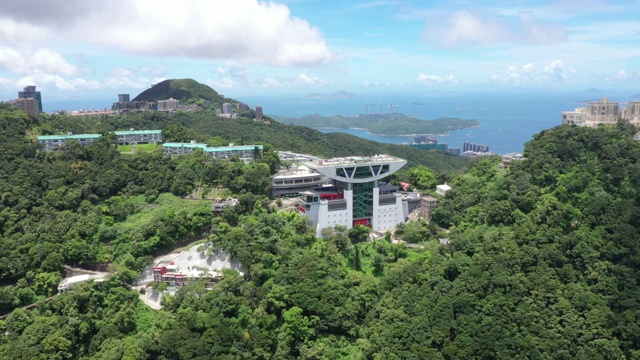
<box><xmin>313</xmin><ymin>125</ymin><xmax>479</xmax><ymax>137</ymax></box>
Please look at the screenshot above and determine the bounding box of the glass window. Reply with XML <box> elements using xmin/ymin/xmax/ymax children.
<box><xmin>353</xmin><ymin>166</ymin><xmax>373</xmax><ymax>179</ymax></box>
<box><xmin>344</xmin><ymin>167</ymin><xmax>355</xmax><ymax>178</ymax></box>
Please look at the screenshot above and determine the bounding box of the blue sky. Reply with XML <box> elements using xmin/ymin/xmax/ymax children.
<box><xmin>0</xmin><ymin>0</ymin><xmax>638</xmax><ymax>103</ymax></box>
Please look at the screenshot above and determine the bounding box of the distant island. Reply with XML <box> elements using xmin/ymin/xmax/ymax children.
<box><xmin>304</xmin><ymin>91</ymin><xmax>359</xmax><ymax>99</ymax></box>
<box><xmin>272</xmin><ymin>113</ymin><xmax>479</xmax><ymax>136</ymax></box>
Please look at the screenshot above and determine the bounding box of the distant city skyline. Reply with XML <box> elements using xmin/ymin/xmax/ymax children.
<box><xmin>0</xmin><ymin>0</ymin><xmax>639</xmax><ymax>102</ymax></box>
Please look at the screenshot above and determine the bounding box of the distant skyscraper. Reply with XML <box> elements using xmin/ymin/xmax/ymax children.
<box><xmin>222</xmin><ymin>102</ymin><xmax>233</xmax><ymax>115</ymax></box>
<box><xmin>18</xmin><ymin>85</ymin><xmax>42</xmax><ymax>112</ymax></box>
<box><xmin>256</xmin><ymin>106</ymin><xmax>263</xmax><ymax>120</ymax></box>
<box><xmin>118</xmin><ymin>94</ymin><xmax>130</xmax><ymax>103</ymax></box>
<box><xmin>463</xmin><ymin>142</ymin><xmax>489</xmax><ymax>153</ymax></box>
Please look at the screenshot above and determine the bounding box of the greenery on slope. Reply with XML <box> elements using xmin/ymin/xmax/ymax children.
<box><xmin>41</xmin><ymin>110</ymin><xmax>471</xmax><ymax>173</ymax></box>
<box><xmin>3</xmin><ymin>121</ymin><xmax>640</xmax><ymax>359</ymax></box>
<box><xmin>132</xmin><ymin>79</ymin><xmax>232</xmax><ymax>108</ymax></box>
<box><xmin>273</xmin><ymin>113</ymin><xmax>479</xmax><ymax>135</ymax></box>
<box><xmin>0</xmin><ymin>104</ymin><xmax>276</xmax><ymax>314</ymax></box>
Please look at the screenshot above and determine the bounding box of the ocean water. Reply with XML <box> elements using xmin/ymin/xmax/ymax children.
<box><xmin>239</xmin><ymin>91</ymin><xmax>631</xmax><ymax>154</ymax></box>
<box><xmin>45</xmin><ymin>91</ymin><xmax>632</xmax><ymax>155</ymax></box>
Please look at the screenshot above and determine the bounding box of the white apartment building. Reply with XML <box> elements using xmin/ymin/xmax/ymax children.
<box><xmin>562</xmin><ymin>97</ymin><xmax>640</xmax><ymax>127</ymax></box>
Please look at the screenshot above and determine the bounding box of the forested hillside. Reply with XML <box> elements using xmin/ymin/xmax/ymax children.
<box><xmin>42</xmin><ymin>109</ymin><xmax>470</xmax><ymax>173</ymax></box>
<box><xmin>132</xmin><ymin>79</ymin><xmax>230</xmax><ymax>108</ymax></box>
<box><xmin>2</xmin><ymin>102</ymin><xmax>640</xmax><ymax>359</ymax></box>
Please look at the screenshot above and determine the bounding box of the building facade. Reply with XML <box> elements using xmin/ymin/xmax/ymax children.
<box><xmin>114</xmin><ymin>129</ymin><xmax>162</xmax><ymax>145</ymax></box>
<box><xmin>298</xmin><ymin>154</ymin><xmax>407</xmax><ymax>237</ymax></box>
<box><xmin>256</xmin><ymin>106</ymin><xmax>263</xmax><ymax>120</ymax></box>
<box><xmin>163</xmin><ymin>142</ymin><xmax>263</xmax><ymax>161</ymax></box>
<box><xmin>222</xmin><ymin>102</ymin><xmax>233</xmax><ymax>115</ymax></box>
<box><xmin>561</xmin><ymin>97</ymin><xmax>640</xmax><ymax>127</ymax></box>
<box><xmin>38</xmin><ymin>134</ymin><xmax>102</xmax><ymax>151</ymax></box>
<box><xmin>118</xmin><ymin>94</ymin><xmax>130</xmax><ymax>103</ymax></box>
<box><xmin>18</xmin><ymin>85</ymin><xmax>42</xmax><ymax>112</ymax></box>
<box><xmin>157</xmin><ymin>98</ymin><xmax>180</xmax><ymax>112</ymax></box>
<box><xmin>10</xmin><ymin>98</ymin><xmax>39</xmax><ymax>115</ymax></box>
<box><xmin>463</xmin><ymin>142</ymin><xmax>490</xmax><ymax>153</ymax></box>
<box><xmin>153</xmin><ymin>260</ymin><xmax>222</xmax><ymax>289</ymax></box>
<box><xmin>272</xmin><ymin>167</ymin><xmax>327</xmax><ymax>196</ymax></box>
<box><xmin>420</xmin><ymin>195</ymin><xmax>439</xmax><ymax>220</ymax></box>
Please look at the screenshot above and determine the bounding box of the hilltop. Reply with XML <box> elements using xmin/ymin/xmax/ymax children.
<box><xmin>133</xmin><ymin>78</ymin><xmax>231</xmax><ymax>108</ymax></box>
<box><xmin>273</xmin><ymin>113</ymin><xmax>479</xmax><ymax>136</ymax></box>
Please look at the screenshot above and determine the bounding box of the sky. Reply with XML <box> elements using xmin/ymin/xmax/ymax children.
<box><xmin>0</xmin><ymin>0</ymin><xmax>639</xmax><ymax>103</ymax></box>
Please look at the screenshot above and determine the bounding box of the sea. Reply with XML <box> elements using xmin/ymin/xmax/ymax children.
<box><xmin>46</xmin><ymin>90</ymin><xmax>634</xmax><ymax>155</ymax></box>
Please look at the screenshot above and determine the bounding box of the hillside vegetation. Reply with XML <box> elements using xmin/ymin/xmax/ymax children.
<box><xmin>2</xmin><ymin>115</ymin><xmax>640</xmax><ymax>359</ymax></box>
<box><xmin>132</xmin><ymin>79</ymin><xmax>231</xmax><ymax>108</ymax></box>
<box><xmin>273</xmin><ymin>113</ymin><xmax>479</xmax><ymax>135</ymax></box>
<box><xmin>43</xmin><ymin>110</ymin><xmax>471</xmax><ymax>173</ymax></box>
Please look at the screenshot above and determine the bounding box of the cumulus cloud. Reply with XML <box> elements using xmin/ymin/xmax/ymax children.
<box><xmin>295</xmin><ymin>73</ymin><xmax>320</xmax><ymax>85</ymax></box>
<box><xmin>416</xmin><ymin>73</ymin><xmax>458</xmax><ymax>85</ymax></box>
<box><xmin>104</xmin><ymin>67</ymin><xmax>166</xmax><ymax>89</ymax></box>
<box><xmin>0</xmin><ymin>0</ymin><xmax>342</xmax><ymax>67</ymax></box>
<box><xmin>604</xmin><ymin>69</ymin><xmax>640</xmax><ymax>82</ymax></box>
<box><xmin>492</xmin><ymin>60</ymin><xmax>576</xmax><ymax>84</ymax></box>
<box><xmin>0</xmin><ymin>47</ymin><xmax>79</xmax><ymax>76</ymax></box>
<box><xmin>424</xmin><ymin>10</ymin><xmax>566</xmax><ymax>47</ymax></box>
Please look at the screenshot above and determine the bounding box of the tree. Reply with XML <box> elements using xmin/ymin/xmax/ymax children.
<box><xmin>407</xmin><ymin>165</ymin><xmax>437</xmax><ymax>190</ymax></box>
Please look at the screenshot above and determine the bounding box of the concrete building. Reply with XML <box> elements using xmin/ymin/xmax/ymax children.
<box><xmin>163</xmin><ymin>142</ymin><xmax>263</xmax><ymax>161</ymax></box>
<box><xmin>118</xmin><ymin>94</ymin><xmax>130</xmax><ymax>103</ymax></box>
<box><xmin>153</xmin><ymin>260</ymin><xmax>222</xmax><ymax>289</ymax></box>
<box><xmin>112</xmin><ymin>98</ymin><xmax>157</xmax><ymax>112</ymax></box>
<box><xmin>205</xmin><ymin>144</ymin><xmax>263</xmax><ymax>161</ymax></box>
<box><xmin>463</xmin><ymin>142</ymin><xmax>490</xmax><ymax>153</ymax></box>
<box><xmin>272</xmin><ymin>166</ymin><xmax>327</xmax><ymax>197</ymax></box>
<box><xmin>18</xmin><ymin>85</ymin><xmax>42</xmax><ymax>112</ymax></box>
<box><xmin>211</xmin><ymin>197</ymin><xmax>239</xmax><ymax>212</ymax></box>
<box><xmin>500</xmin><ymin>152</ymin><xmax>525</xmax><ymax>168</ymax></box>
<box><xmin>114</xmin><ymin>129</ymin><xmax>162</xmax><ymax>145</ymax></box>
<box><xmin>277</xmin><ymin>151</ymin><xmax>319</xmax><ymax>162</ymax></box>
<box><xmin>38</xmin><ymin>134</ymin><xmax>102</xmax><ymax>151</ymax></box>
<box><xmin>420</xmin><ymin>195</ymin><xmax>439</xmax><ymax>220</ymax></box>
<box><xmin>157</xmin><ymin>98</ymin><xmax>180</xmax><ymax>112</ymax></box>
<box><xmin>297</xmin><ymin>154</ymin><xmax>407</xmax><ymax>237</ymax></box>
<box><xmin>163</xmin><ymin>141</ymin><xmax>208</xmax><ymax>155</ymax></box>
<box><xmin>562</xmin><ymin>97</ymin><xmax>624</xmax><ymax>126</ymax></box>
<box><xmin>256</xmin><ymin>105</ymin><xmax>263</xmax><ymax>120</ymax></box>
<box><xmin>624</xmin><ymin>101</ymin><xmax>640</xmax><ymax>125</ymax></box>
<box><xmin>436</xmin><ymin>184</ymin><xmax>452</xmax><ymax>196</ymax></box>
<box><xmin>222</xmin><ymin>102</ymin><xmax>233</xmax><ymax>115</ymax></box>
<box><xmin>10</xmin><ymin>98</ymin><xmax>39</xmax><ymax>115</ymax></box>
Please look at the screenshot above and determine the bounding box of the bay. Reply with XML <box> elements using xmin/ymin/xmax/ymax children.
<box><xmin>240</xmin><ymin>91</ymin><xmax>631</xmax><ymax>154</ymax></box>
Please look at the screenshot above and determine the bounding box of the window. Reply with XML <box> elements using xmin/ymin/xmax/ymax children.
<box><xmin>353</xmin><ymin>166</ymin><xmax>373</xmax><ymax>179</ymax></box>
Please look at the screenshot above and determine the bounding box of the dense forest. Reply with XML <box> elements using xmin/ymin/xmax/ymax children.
<box><xmin>273</xmin><ymin>113</ymin><xmax>479</xmax><ymax>136</ymax></box>
<box><xmin>1</xmin><ymin>102</ymin><xmax>640</xmax><ymax>359</ymax></box>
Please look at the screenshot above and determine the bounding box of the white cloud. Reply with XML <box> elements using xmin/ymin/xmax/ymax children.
<box><xmin>0</xmin><ymin>47</ymin><xmax>79</xmax><ymax>76</ymax></box>
<box><xmin>417</xmin><ymin>73</ymin><xmax>458</xmax><ymax>85</ymax></box>
<box><xmin>0</xmin><ymin>0</ymin><xmax>342</xmax><ymax>68</ymax></box>
<box><xmin>492</xmin><ymin>60</ymin><xmax>576</xmax><ymax>84</ymax></box>
<box><xmin>604</xmin><ymin>69</ymin><xmax>640</xmax><ymax>82</ymax></box>
<box><xmin>263</xmin><ymin>77</ymin><xmax>283</xmax><ymax>87</ymax></box>
<box><xmin>424</xmin><ymin>10</ymin><xmax>566</xmax><ymax>47</ymax></box>
<box><xmin>295</xmin><ymin>73</ymin><xmax>320</xmax><ymax>85</ymax></box>
<box><xmin>206</xmin><ymin>78</ymin><xmax>238</xmax><ymax>89</ymax></box>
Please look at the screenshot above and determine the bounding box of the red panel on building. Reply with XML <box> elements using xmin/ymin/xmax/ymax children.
<box><xmin>353</xmin><ymin>218</ymin><xmax>371</xmax><ymax>227</ymax></box>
